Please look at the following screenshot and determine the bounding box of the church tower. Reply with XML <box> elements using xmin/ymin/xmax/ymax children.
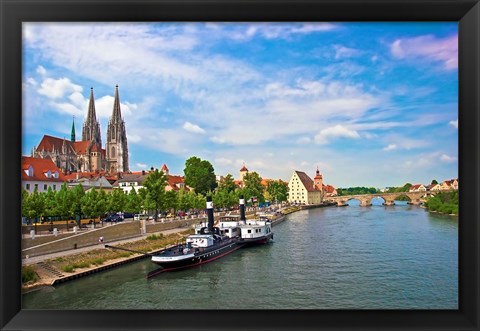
<box><xmin>106</xmin><ymin>85</ymin><xmax>129</xmax><ymax>173</ymax></box>
<box><xmin>82</xmin><ymin>87</ymin><xmax>102</xmax><ymax>147</ymax></box>
<box><xmin>314</xmin><ymin>166</ymin><xmax>323</xmax><ymax>191</ymax></box>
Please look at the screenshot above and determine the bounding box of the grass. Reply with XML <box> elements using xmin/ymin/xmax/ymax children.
<box><xmin>44</xmin><ymin>229</ymin><xmax>193</xmax><ymax>274</ymax></box>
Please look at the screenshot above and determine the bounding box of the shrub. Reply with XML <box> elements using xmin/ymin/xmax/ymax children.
<box><xmin>146</xmin><ymin>234</ymin><xmax>164</xmax><ymax>241</ymax></box>
<box><xmin>91</xmin><ymin>258</ymin><xmax>105</xmax><ymax>266</ymax></box>
<box><xmin>61</xmin><ymin>265</ymin><xmax>75</xmax><ymax>273</ymax></box>
<box><xmin>73</xmin><ymin>261</ymin><xmax>90</xmax><ymax>269</ymax></box>
<box><xmin>22</xmin><ymin>266</ymin><xmax>38</xmax><ymax>284</ymax></box>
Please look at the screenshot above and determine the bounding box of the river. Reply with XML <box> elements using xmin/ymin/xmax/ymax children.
<box><xmin>22</xmin><ymin>201</ymin><xmax>458</xmax><ymax>309</ymax></box>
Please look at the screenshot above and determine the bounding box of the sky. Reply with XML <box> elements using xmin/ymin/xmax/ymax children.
<box><xmin>22</xmin><ymin>22</ymin><xmax>458</xmax><ymax>188</ymax></box>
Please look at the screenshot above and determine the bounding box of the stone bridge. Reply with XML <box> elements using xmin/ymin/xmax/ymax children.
<box><xmin>327</xmin><ymin>191</ymin><xmax>448</xmax><ymax>207</ymax></box>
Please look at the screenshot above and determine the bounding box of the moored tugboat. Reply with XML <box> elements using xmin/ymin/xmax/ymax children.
<box><xmin>149</xmin><ymin>196</ymin><xmax>244</xmax><ymax>274</ymax></box>
<box><xmin>217</xmin><ymin>195</ymin><xmax>274</xmax><ymax>246</ymax></box>
<box><xmin>237</xmin><ymin>195</ymin><xmax>273</xmax><ymax>245</ymax></box>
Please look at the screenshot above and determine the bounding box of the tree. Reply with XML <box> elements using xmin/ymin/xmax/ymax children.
<box><xmin>108</xmin><ymin>188</ymin><xmax>127</xmax><ymax>214</ymax></box>
<box><xmin>21</xmin><ymin>189</ymin><xmax>30</xmax><ymax>220</ymax></box>
<box><xmin>266</xmin><ymin>180</ymin><xmax>289</xmax><ymax>204</ymax></box>
<box><xmin>69</xmin><ymin>184</ymin><xmax>85</xmax><ymax>226</ymax></box>
<box><xmin>184</xmin><ymin>156</ymin><xmax>217</xmax><ymax>196</ymax></box>
<box><xmin>25</xmin><ymin>187</ymin><xmax>45</xmax><ymax>232</ymax></box>
<box><xmin>218</xmin><ymin>174</ymin><xmax>237</xmax><ymax>193</ymax></box>
<box><xmin>242</xmin><ymin>172</ymin><xmax>265</xmax><ymax>204</ymax></box>
<box><xmin>431</xmin><ymin>179</ymin><xmax>438</xmax><ymax>185</ymax></box>
<box><xmin>164</xmin><ymin>190</ymin><xmax>178</xmax><ymax>214</ymax></box>
<box><xmin>43</xmin><ymin>187</ymin><xmax>58</xmax><ymax>219</ymax></box>
<box><xmin>125</xmin><ymin>188</ymin><xmax>143</xmax><ymax>214</ymax></box>
<box><xmin>142</xmin><ymin>169</ymin><xmax>168</xmax><ymax>221</ymax></box>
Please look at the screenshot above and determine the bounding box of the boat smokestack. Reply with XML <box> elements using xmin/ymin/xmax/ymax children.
<box><xmin>206</xmin><ymin>195</ymin><xmax>214</xmax><ymax>232</ymax></box>
<box><xmin>239</xmin><ymin>194</ymin><xmax>246</xmax><ymax>223</ymax></box>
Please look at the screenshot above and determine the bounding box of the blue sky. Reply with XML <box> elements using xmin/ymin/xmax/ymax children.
<box><xmin>22</xmin><ymin>22</ymin><xmax>458</xmax><ymax>188</ymax></box>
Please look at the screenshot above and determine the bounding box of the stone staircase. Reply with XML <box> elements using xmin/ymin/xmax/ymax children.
<box><xmin>36</xmin><ymin>261</ymin><xmax>65</xmax><ymax>278</ymax></box>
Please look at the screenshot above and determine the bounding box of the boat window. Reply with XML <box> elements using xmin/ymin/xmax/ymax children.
<box><xmin>248</xmin><ymin>230</ymin><xmax>252</xmax><ymax>233</ymax></box>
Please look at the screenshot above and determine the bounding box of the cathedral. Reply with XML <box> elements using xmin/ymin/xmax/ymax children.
<box><xmin>31</xmin><ymin>85</ymin><xmax>129</xmax><ymax>174</ymax></box>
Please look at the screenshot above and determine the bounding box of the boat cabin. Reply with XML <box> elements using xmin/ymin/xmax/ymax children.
<box><xmin>185</xmin><ymin>234</ymin><xmax>214</xmax><ymax>248</ymax></box>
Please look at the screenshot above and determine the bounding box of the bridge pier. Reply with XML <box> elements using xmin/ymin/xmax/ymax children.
<box><xmin>383</xmin><ymin>200</ymin><xmax>395</xmax><ymax>206</ymax></box>
<box><xmin>336</xmin><ymin>201</ymin><xmax>348</xmax><ymax>207</ymax></box>
<box><xmin>359</xmin><ymin>201</ymin><xmax>372</xmax><ymax>207</ymax></box>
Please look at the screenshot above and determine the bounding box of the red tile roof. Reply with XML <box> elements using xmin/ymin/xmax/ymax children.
<box><xmin>22</xmin><ymin>156</ymin><xmax>66</xmax><ymax>182</ymax></box>
<box><xmin>295</xmin><ymin>171</ymin><xmax>320</xmax><ymax>192</ymax></box>
<box><xmin>36</xmin><ymin>135</ymin><xmax>105</xmax><ymax>156</ymax></box>
<box><xmin>324</xmin><ymin>184</ymin><xmax>336</xmax><ymax>193</ymax></box>
<box><xmin>240</xmin><ymin>165</ymin><xmax>248</xmax><ymax>172</ymax></box>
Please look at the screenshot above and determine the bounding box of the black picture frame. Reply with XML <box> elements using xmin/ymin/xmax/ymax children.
<box><xmin>1</xmin><ymin>0</ymin><xmax>479</xmax><ymax>330</ymax></box>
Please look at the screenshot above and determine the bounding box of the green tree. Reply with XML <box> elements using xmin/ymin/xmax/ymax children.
<box><xmin>177</xmin><ymin>188</ymin><xmax>193</xmax><ymax>211</ymax></box>
<box><xmin>142</xmin><ymin>169</ymin><xmax>168</xmax><ymax>221</ymax></box>
<box><xmin>164</xmin><ymin>190</ymin><xmax>178</xmax><ymax>214</ymax></box>
<box><xmin>125</xmin><ymin>188</ymin><xmax>143</xmax><ymax>214</ymax></box>
<box><xmin>431</xmin><ymin>179</ymin><xmax>438</xmax><ymax>185</ymax></box>
<box><xmin>108</xmin><ymin>188</ymin><xmax>127</xmax><ymax>214</ymax></box>
<box><xmin>266</xmin><ymin>180</ymin><xmax>289</xmax><ymax>204</ymax></box>
<box><xmin>56</xmin><ymin>183</ymin><xmax>73</xmax><ymax>219</ymax></box>
<box><xmin>184</xmin><ymin>156</ymin><xmax>217</xmax><ymax>196</ymax></box>
<box><xmin>69</xmin><ymin>184</ymin><xmax>85</xmax><ymax>226</ymax></box>
<box><xmin>25</xmin><ymin>187</ymin><xmax>45</xmax><ymax>231</ymax></box>
<box><xmin>242</xmin><ymin>172</ymin><xmax>265</xmax><ymax>204</ymax></box>
<box><xmin>21</xmin><ymin>189</ymin><xmax>31</xmax><ymax>220</ymax></box>
<box><xmin>43</xmin><ymin>187</ymin><xmax>58</xmax><ymax>219</ymax></box>
<box><xmin>218</xmin><ymin>174</ymin><xmax>237</xmax><ymax>193</ymax></box>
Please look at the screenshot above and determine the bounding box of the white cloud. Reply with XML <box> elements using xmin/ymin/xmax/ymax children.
<box><xmin>390</xmin><ymin>34</ymin><xmax>458</xmax><ymax>70</ymax></box>
<box><xmin>449</xmin><ymin>119</ymin><xmax>458</xmax><ymax>129</ymax></box>
<box><xmin>231</xmin><ymin>23</ymin><xmax>338</xmax><ymax>41</ymax></box>
<box><xmin>440</xmin><ymin>154</ymin><xmax>457</xmax><ymax>163</ymax></box>
<box><xmin>314</xmin><ymin>125</ymin><xmax>360</xmax><ymax>145</ymax></box>
<box><xmin>136</xmin><ymin>163</ymin><xmax>148</xmax><ymax>169</ymax></box>
<box><xmin>36</xmin><ymin>65</ymin><xmax>47</xmax><ymax>76</ymax></box>
<box><xmin>128</xmin><ymin>134</ymin><xmax>142</xmax><ymax>143</ymax></box>
<box><xmin>215</xmin><ymin>157</ymin><xmax>233</xmax><ymax>166</ymax></box>
<box><xmin>38</xmin><ymin>77</ymin><xmax>83</xmax><ymax>99</ymax></box>
<box><xmin>334</xmin><ymin>45</ymin><xmax>362</xmax><ymax>59</ymax></box>
<box><xmin>182</xmin><ymin>122</ymin><xmax>205</xmax><ymax>134</ymax></box>
<box><xmin>383</xmin><ymin>144</ymin><xmax>397</xmax><ymax>151</ymax></box>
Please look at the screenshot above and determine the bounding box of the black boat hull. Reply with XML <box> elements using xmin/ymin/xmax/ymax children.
<box><xmin>151</xmin><ymin>240</ymin><xmax>244</xmax><ymax>271</ymax></box>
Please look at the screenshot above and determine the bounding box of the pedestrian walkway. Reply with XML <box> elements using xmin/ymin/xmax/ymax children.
<box><xmin>22</xmin><ymin>227</ymin><xmax>188</xmax><ymax>265</ymax></box>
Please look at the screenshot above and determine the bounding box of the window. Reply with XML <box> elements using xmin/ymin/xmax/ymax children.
<box><xmin>111</xmin><ymin>146</ymin><xmax>116</xmax><ymax>158</ymax></box>
<box><xmin>34</xmin><ymin>184</ymin><xmax>38</xmax><ymax>190</ymax></box>
<box><xmin>53</xmin><ymin>185</ymin><xmax>56</xmax><ymax>191</ymax></box>
<box><xmin>247</xmin><ymin>230</ymin><xmax>252</xmax><ymax>233</ymax></box>
<box><xmin>26</xmin><ymin>184</ymin><xmax>30</xmax><ymax>190</ymax></box>
<box><xmin>44</xmin><ymin>184</ymin><xmax>47</xmax><ymax>190</ymax></box>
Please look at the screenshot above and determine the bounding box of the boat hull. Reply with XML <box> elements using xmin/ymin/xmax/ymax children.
<box><xmin>240</xmin><ymin>232</ymin><xmax>273</xmax><ymax>246</ymax></box>
<box><xmin>151</xmin><ymin>239</ymin><xmax>243</xmax><ymax>271</ymax></box>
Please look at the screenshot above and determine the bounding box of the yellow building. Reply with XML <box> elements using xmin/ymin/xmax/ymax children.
<box><xmin>287</xmin><ymin>170</ymin><xmax>323</xmax><ymax>204</ymax></box>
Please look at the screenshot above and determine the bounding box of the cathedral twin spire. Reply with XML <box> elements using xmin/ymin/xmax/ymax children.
<box><xmin>79</xmin><ymin>85</ymin><xmax>129</xmax><ymax>173</ymax></box>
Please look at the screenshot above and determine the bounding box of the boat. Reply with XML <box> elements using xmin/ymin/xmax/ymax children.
<box><xmin>149</xmin><ymin>196</ymin><xmax>244</xmax><ymax>273</ymax></box>
<box><xmin>217</xmin><ymin>195</ymin><xmax>274</xmax><ymax>246</ymax></box>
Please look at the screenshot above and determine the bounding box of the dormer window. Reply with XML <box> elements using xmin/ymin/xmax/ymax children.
<box><xmin>53</xmin><ymin>171</ymin><xmax>59</xmax><ymax>179</ymax></box>
<box><xmin>44</xmin><ymin>170</ymin><xmax>52</xmax><ymax>178</ymax></box>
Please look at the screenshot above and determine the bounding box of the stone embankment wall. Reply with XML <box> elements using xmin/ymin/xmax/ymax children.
<box><xmin>22</xmin><ymin>221</ymin><xmax>143</xmax><ymax>258</ymax></box>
